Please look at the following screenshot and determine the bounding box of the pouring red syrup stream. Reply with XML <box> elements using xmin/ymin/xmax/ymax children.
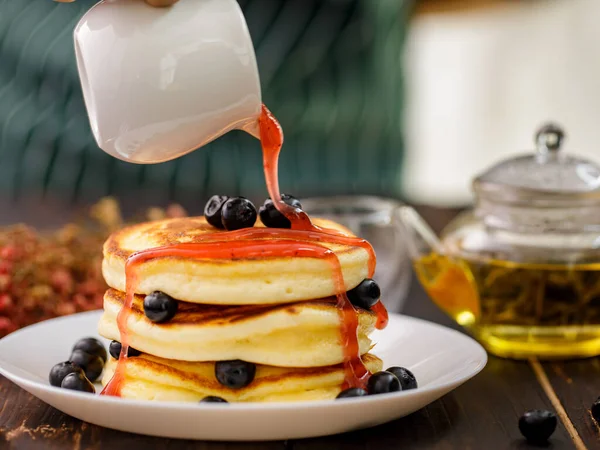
<box><xmin>101</xmin><ymin>104</ymin><xmax>388</xmax><ymax>396</ymax></box>
<box><xmin>258</xmin><ymin>105</ymin><xmax>386</xmax><ymax>327</ymax></box>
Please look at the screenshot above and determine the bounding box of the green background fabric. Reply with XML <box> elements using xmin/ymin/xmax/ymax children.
<box><xmin>0</xmin><ymin>0</ymin><xmax>410</xmax><ymax>208</ymax></box>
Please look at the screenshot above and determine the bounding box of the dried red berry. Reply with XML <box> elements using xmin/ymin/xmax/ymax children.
<box><xmin>0</xmin><ymin>295</ymin><xmax>12</xmax><ymax>313</ymax></box>
<box><xmin>50</xmin><ymin>269</ymin><xmax>74</xmax><ymax>294</ymax></box>
<box><xmin>0</xmin><ymin>199</ymin><xmax>186</xmax><ymax>337</ymax></box>
<box><xmin>0</xmin><ymin>317</ymin><xmax>17</xmax><ymax>335</ymax></box>
<box><xmin>0</xmin><ymin>260</ymin><xmax>13</xmax><ymax>274</ymax></box>
<box><xmin>0</xmin><ymin>246</ymin><xmax>18</xmax><ymax>261</ymax></box>
<box><xmin>56</xmin><ymin>302</ymin><xmax>76</xmax><ymax>316</ymax></box>
<box><xmin>0</xmin><ymin>275</ymin><xmax>11</xmax><ymax>291</ymax></box>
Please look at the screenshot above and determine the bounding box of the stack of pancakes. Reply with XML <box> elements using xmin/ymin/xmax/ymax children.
<box><xmin>98</xmin><ymin>216</ymin><xmax>382</xmax><ymax>402</ymax></box>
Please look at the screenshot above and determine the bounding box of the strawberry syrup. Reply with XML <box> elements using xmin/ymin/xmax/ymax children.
<box><xmin>101</xmin><ymin>104</ymin><xmax>388</xmax><ymax>396</ymax></box>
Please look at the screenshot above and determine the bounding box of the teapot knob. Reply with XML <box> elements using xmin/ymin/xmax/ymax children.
<box><xmin>535</xmin><ymin>123</ymin><xmax>565</xmax><ymax>156</ymax></box>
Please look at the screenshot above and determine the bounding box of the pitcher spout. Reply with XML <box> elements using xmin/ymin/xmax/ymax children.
<box><xmin>397</xmin><ymin>206</ymin><xmax>480</xmax><ymax>327</ymax></box>
<box><xmin>396</xmin><ymin>206</ymin><xmax>444</xmax><ymax>261</ymax></box>
<box><xmin>240</xmin><ymin>118</ymin><xmax>261</xmax><ymax>140</ymax></box>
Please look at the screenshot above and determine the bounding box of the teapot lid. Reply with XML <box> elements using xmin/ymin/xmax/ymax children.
<box><xmin>473</xmin><ymin>123</ymin><xmax>600</xmax><ymax>205</ymax></box>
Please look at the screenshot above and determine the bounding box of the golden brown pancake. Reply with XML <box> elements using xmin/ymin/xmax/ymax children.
<box><xmin>99</xmin><ymin>288</ymin><xmax>377</xmax><ymax>367</ymax></box>
<box><xmin>102</xmin><ymin>216</ymin><xmax>371</xmax><ymax>305</ymax></box>
<box><xmin>102</xmin><ymin>352</ymin><xmax>383</xmax><ymax>402</ymax></box>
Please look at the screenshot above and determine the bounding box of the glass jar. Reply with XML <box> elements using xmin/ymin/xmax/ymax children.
<box><xmin>301</xmin><ymin>196</ymin><xmax>411</xmax><ymax>313</ymax></box>
<box><xmin>407</xmin><ymin>124</ymin><xmax>600</xmax><ymax>359</ymax></box>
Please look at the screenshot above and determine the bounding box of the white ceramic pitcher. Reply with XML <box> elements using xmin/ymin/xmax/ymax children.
<box><xmin>74</xmin><ymin>0</ymin><xmax>261</xmax><ymax>164</ymax></box>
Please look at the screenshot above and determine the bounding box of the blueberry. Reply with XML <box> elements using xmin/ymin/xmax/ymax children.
<box><xmin>61</xmin><ymin>372</ymin><xmax>95</xmax><ymax>393</ymax></box>
<box><xmin>259</xmin><ymin>194</ymin><xmax>302</xmax><ymax>229</ymax></box>
<box><xmin>367</xmin><ymin>371</ymin><xmax>401</xmax><ymax>395</ymax></box>
<box><xmin>108</xmin><ymin>341</ymin><xmax>141</xmax><ymax>359</ymax></box>
<box><xmin>347</xmin><ymin>279</ymin><xmax>381</xmax><ymax>310</ymax></box>
<box><xmin>200</xmin><ymin>396</ymin><xmax>228</xmax><ymax>403</ymax></box>
<box><xmin>143</xmin><ymin>291</ymin><xmax>178</xmax><ymax>323</ymax></box>
<box><xmin>204</xmin><ymin>195</ymin><xmax>229</xmax><ymax>229</ymax></box>
<box><xmin>49</xmin><ymin>361</ymin><xmax>85</xmax><ymax>387</ymax></box>
<box><xmin>519</xmin><ymin>410</ymin><xmax>557</xmax><ymax>444</ymax></box>
<box><xmin>215</xmin><ymin>360</ymin><xmax>256</xmax><ymax>389</ymax></box>
<box><xmin>385</xmin><ymin>367</ymin><xmax>417</xmax><ymax>390</ymax></box>
<box><xmin>221</xmin><ymin>197</ymin><xmax>257</xmax><ymax>231</ymax></box>
<box><xmin>592</xmin><ymin>397</ymin><xmax>600</xmax><ymax>422</ymax></box>
<box><xmin>72</xmin><ymin>337</ymin><xmax>107</xmax><ymax>363</ymax></box>
<box><xmin>70</xmin><ymin>349</ymin><xmax>104</xmax><ymax>382</ymax></box>
<box><xmin>336</xmin><ymin>388</ymin><xmax>368</xmax><ymax>399</ymax></box>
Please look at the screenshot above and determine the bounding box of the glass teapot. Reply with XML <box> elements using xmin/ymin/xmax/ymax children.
<box><xmin>400</xmin><ymin>124</ymin><xmax>600</xmax><ymax>360</ymax></box>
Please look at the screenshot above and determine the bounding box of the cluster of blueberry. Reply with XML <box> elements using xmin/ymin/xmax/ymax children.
<box><xmin>201</xmin><ymin>364</ymin><xmax>419</xmax><ymax>404</ymax></box>
<box><xmin>337</xmin><ymin>366</ymin><xmax>417</xmax><ymax>399</ymax></box>
<box><xmin>204</xmin><ymin>194</ymin><xmax>301</xmax><ymax>230</ymax></box>
<box><xmin>48</xmin><ymin>296</ymin><xmax>178</xmax><ymax>393</ymax></box>
<box><xmin>205</xmin><ymin>193</ymin><xmax>383</xmax><ymax>313</ymax></box>
<box><xmin>49</xmin><ymin>337</ymin><xmax>107</xmax><ymax>393</ymax></box>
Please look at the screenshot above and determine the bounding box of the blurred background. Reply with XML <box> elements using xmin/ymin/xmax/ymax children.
<box><xmin>2</xmin><ymin>0</ymin><xmax>598</xmax><ymax>217</ymax></box>
<box><xmin>403</xmin><ymin>0</ymin><xmax>600</xmax><ymax>206</ymax></box>
<box><xmin>0</xmin><ymin>0</ymin><xmax>598</xmax><ymax>330</ymax></box>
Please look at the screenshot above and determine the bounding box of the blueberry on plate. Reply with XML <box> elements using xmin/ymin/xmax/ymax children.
<box><xmin>61</xmin><ymin>372</ymin><xmax>95</xmax><ymax>393</ymax></box>
<box><xmin>519</xmin><ymin>410</ymin><xmax>557</xmax><ymax>444</ymax></box>
<box><xmin>108</xmin><ymin>341</ymin><xmax>141</xmax><ymax>359</ymax></box>
<box><xmin>200</xmin><ymin>396</ymin><xmax>228</xmax><ymax>403</ymax></box>
<box><xmin>143</xmin><ymin>291</ymin><xmax>178</xmax><ymax>323</ymax></box>
<box><xmin>336</xmin><ymin>388</ymin><xmax>368</xmax><ymax>399</ymax></box>
<box><xmin>258</xmin><ymin>194</ymin><xmax>302</xmax><ymax>229</ymax></box>
<box><xmin>215</xmin><ymin>360</ymin><xmax>256</xmax><ymax>389</ymax></box>
<box><xmin>592</xmin><ymin>397</ymin><xmax>600</xmax><ymax>422</ymax></box>
<box><xmin>221</xmin><ymin>197</ymin><xmax>257</xmax><ymax>231</ymax></box>
<box><xmin>367</xmin><ymin>371</ymin><xmax>401</xmax><ymax>395</ymax></box>
<box><xmin>347</xmin><ymin>279</ymin><xmax>381</xmax><ymax>310</ymax></box>
<box><xmin>70</xmin><ymin>349</ymin><xmax>104</xmax><ymax>382</ymax></box>
<box><xmin>204</xmin><ymin>195</ymin><xmax>229</xmax><ymax>229</ymax></box>
<box><xmin>72</xmin><ymin>337</ymin><xmax>107</xmax><ymax>363</ymax></box>
<box><xmin>49</xmin><ymin>361</ymin><xmax>85</xmax><ymax>387</ymax></box>
<box><xmin>385</xmin><ymin>366</ymin><xmax>417</xmax><ymax>390</ymax></box>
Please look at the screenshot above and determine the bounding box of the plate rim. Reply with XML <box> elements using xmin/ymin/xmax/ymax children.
<box><xmin>0</xmin><ymin>310</ymin><xmax>488</xmax><ymax>411</ymax></box>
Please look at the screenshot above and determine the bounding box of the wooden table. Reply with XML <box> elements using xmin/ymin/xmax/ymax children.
<box><xmin>0</xmin><ymin>206</ymin><xmax>598</xmax><ymax>449</ymax></box>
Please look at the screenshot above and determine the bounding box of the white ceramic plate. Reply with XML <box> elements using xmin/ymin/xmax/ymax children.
<box><xmin>0</xmin><ymin>311</ymin><xmax>486</xmax><ymax>441</ymax></box>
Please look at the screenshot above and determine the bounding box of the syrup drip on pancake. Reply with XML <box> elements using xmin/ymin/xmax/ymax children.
<box><xmin>371</xmin><ymin>302</ymin><xmax>389</xmax><ymax>329</ymax></box>
<box><xmin>101</xmin><ymin>105</ymin><xmax>388</xmax><ymax>397</ymax></box>
<box><xmin>258</xmin><ymin>104</ymin><xmax>387</xmax><ymax>387</ymax></box>
<box><xmin>100</xmin><ymin>265</ymin><xmax>139</xmax><ymax>396</ymax></box>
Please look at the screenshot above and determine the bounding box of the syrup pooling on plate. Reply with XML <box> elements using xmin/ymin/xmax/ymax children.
<box><xmin>101</xmin><ymin>104</ymin><xmax>387</xmax><ymax>397</ymax></box>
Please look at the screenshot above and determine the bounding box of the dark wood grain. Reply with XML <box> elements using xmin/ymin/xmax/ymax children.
<box><xmin>0</xmin><ymin>204</ymin><xmax>591</xmax><ymax>449</ymax></box>
<box><xmin>0</xmin><ymin>376</ymin><xmax>287</xmax><ymax>449</ymax></box>
<box><xmin>541</xmin><ymin>360</ymin><xmax>600</xmax><ymax>448</ymax></box>
<box><xmin>292</xmin><ymin>359</ymin><xmax>574</xmax><ymax>450</ymax></box>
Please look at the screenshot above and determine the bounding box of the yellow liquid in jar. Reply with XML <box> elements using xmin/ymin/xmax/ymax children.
<box><xmin>414</xmin><ymin>253</ymin><xmax>600</xmax><ymax>359</ymax></box>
